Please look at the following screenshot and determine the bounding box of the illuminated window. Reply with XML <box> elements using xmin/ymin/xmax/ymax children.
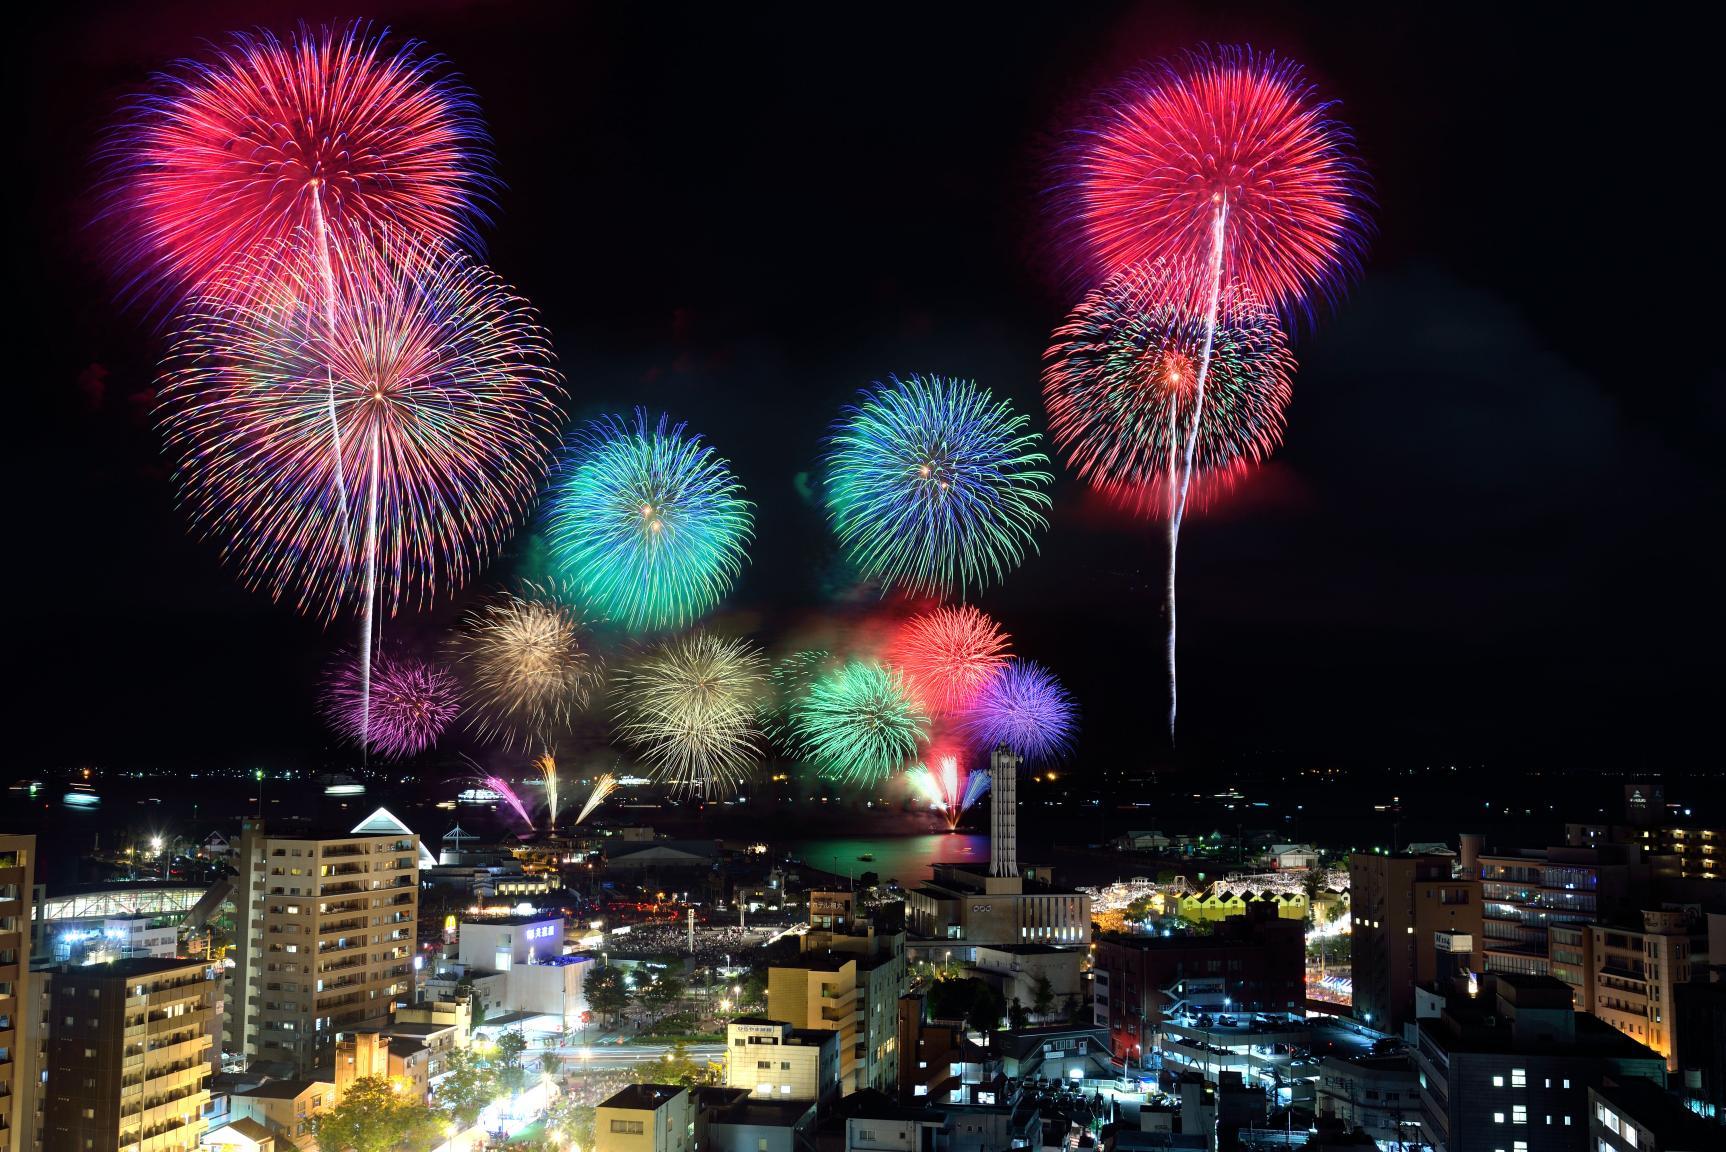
<box><xmin>1511</xmin><ymin>1069</ymin><xmax>1526</xmax><ymax>1087</ymax></box>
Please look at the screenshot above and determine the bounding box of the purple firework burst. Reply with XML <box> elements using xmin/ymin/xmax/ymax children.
<box><xmin>960</xmin><ymin>660</ymin><xmax>1077</xmax><ymax>760</ymax></box>
<box><xmin>320</xmin><ymin>649</ymin><xmax>461</xmax><ymax>759</ymax></box>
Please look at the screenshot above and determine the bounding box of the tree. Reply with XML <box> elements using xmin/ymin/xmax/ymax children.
<box><xmin>640</xmin><ymin>974</ymin><xmax>685</xmax><ymax>1017</ymax></box>
<box><xmin>651</xmin><ymin>1040</ymin><xmax>717</xmax><ymax>1088</ymax></box>
<box><xmin>434</xmin><ymin>1049</ymin><xmax>498</xmax><ymax>1130</ymax></box>
<box><xmin>1032</xmin><ymin>974</ymin><xmax>1055</xmax><ymax>1020</ymax></box>
<box><xmin>1008</xmin><ymin>997</ymin><xmax>1029</xmax><ymax>1030</ymax></box>
<box><xmin>547</xmin><ymin>1094</ymin><xmax>595</xmax><ymax>1150</ymax></box>
<box><xmin>738</xmin><ymin>972</ymin><xmax>768</xmax><ymax>1013</ymax></box>
<box><xmin>311</xmin><ymin>1077</ymin><xmax>444</xmax><ymax>1152</ymax></box>
<box><xmin>586</xmin><ymin>965</ymin><xmax>632</xmax><ymax>1025</ymax></box>
<box><xmin>495</xmin><ymin>1029</ymin><xmax>532</xmax><ymax>1095</ymax></box>
<box><xmin>966</xmin><ymin>983</ymin><xmax>1006</xmax><ymax>1034</ymax></box>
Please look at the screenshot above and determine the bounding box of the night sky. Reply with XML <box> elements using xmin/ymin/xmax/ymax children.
<box><xmin>16</xmin><ymin>2</ymin><xmax>1719</xmax><ymax>777</ymax></box>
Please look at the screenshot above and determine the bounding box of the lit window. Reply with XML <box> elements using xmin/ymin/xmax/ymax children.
<box><xmin>1511</xmin><ymin>1069</ymin><xmax>1526</xmax><ymax>1087</ymax></box>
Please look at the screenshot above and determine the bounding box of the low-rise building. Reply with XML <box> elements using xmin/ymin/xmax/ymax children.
<box><xmin>723</xmin><ymin>1018</ymin><xmax>840</xmax><ymax>1107</ymax></box>
<box><xmin>970</xmin><ymin>944</ymin><xmax>1085</xmax><ymax>1021</ymax></box>
<box><xmin>596</xmin><ymin>1083</ymin><xmax>696</xmax><ymax>1152</ymax></box>
<box><xmin>1316</xmin><ymin>1053</ymin><xmax>1421</xmax><ymax>1147</ymax></box>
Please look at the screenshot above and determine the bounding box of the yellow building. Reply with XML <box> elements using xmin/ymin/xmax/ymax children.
<box><xmin>1590</xmin><ymin>910</ymin><xmax>1695</xmax><ymax>1071</ymax></box>
<box><xmin>723</xmin><ymin>1018</ymin><xmax>840</xmax><ymax>1105</ymax></box>
<box><xmin>0</xmin><ymin>835</ymin><xmax>35</xmax><ymax>1152</ymax></box>
<box><xmin>595</xmin><ymin>1083</ymin><xmax>695</xmax><ymax>1152</ymax></box>
<box><xmin>42</xmin><ymin>957</ymin><xmax>216</xmax><ymax>1152</ymax></box>
<box><xmin>1175</xmin><ymin>886</ymin><xmax>1308</xmax><ymax>923</ymax></box>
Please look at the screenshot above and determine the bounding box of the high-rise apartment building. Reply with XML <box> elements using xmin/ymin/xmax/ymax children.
<box><xmin>229</xmin><ymin>818</ymin><xmax>419</xmax><ymax>1073</ymax></box>
<box><xmin>767</xmin><ymin>902</ymin><xmax>906</xmax><ymax>1094</ymax></box>
<box><xmin>0</xmin><ymin>835</ymin><xmax>36</xmax><ymax>1152</ymax></box>
<box><xmin>42</xmin><ymin>957</ymin><xmax>216</xmax><ymax>1152</ymax></box>
<box><xmin>1349</xmin><ymin>852</ymin><xmax>1482</xmax><ymax>1032</ymax></box>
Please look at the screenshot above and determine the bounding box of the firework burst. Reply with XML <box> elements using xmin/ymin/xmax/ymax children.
<box><xmin>907</xmin><ymin>752</ymin><xmax>991</xmax><ymax>831</ymax></box>
<box><xmin>158</xmin><ymin>234</ymin><xmax>563</xmax><ymax>621</ymax></box>
<box><xmin>613</xmin><ymin>631</ymin><xmax>768</xmax><ymax>799</ymax></box>
<box><xmin>319</xmin><ymin>648</ymin><xmax>461</xmax><ymax>759</ymax></box>
<box><xmin>961</xmin><ymin>660</ymin><xmax>1076</xmax><ymax>761</ymax></box>
<box><xmin>890</xmin><ymin>605</ymin><xmax>1013</xmax><ymax>715</ymax></box>
<box><xmin>449</xmin><ymin>585</ymin><xmax>603</xmax><ymax>752</ymax></box>
<box><xmin>793</xmin><ymin>660</ymin><xmax>929</xmax><ymax>787</ymax></box>
<box><xmin>1057</xmin><ymin>45</ymin><xmax>1369</xmax><ymax>319</ymax></box>
<box><xmin>1057</xmin><ymin>47</ymin><xmax>1369</xmax><ymax>738</ymax></box>
<box><xmin>102</xmin><ymin>20</ymin><xmax>491</xmax><ymax>309</ymax></box>
<box><xmin>824</xmin><ymin>375</ymin><xmax>1053</xmax><ymax>599</ymax></box>
<box><xmin>1043</xmin><ymin>263</ymin><xmax>1295</xmax><ymax>515</ymax></box>
<box><xmin>547</xmin><ymin>411</ymin><xmax>753</xmax><ymax>632</ymax></box>
<box><xmin>759</xmin><ymin>650</ymin><xmax>832</xmax><ymax>759</ymax></box>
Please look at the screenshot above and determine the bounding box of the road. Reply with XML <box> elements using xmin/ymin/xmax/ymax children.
<box><xmin>535</xmin><ymin>1042</ymin><xmax>726</xmax><ymax>1071</ymax></box>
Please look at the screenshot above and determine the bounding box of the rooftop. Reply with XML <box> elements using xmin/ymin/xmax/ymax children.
<box><xmin>711</xmin><ymin>1099</ymin><xmax>816</xmax><ymax>1128</ymax></box>
<box><xmin>58</xmin><ymin>956</ymin><xmax>209</xmax><ymax>979</ymax></box>
<box><xmin>601</xmin><ymin>1083</ymin><xmax>688</xmax><ymax>1111</ymax></box>
<box><xmin>461</xmin><ymin>914</ymin><xmax>559</xmax><ymax>927</ymax></box>
<box><xmin>234</xmin><ymin>1078</ymin><xmax>327</xmax><ymax>1100</ymax></box>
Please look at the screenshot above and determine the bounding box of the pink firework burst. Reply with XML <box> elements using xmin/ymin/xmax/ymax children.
<box><xmin>321</xmin><ymin>649</ymin><xmax>461</xmax><ymax>759</ymax></box>
<box><xmin>1058</xmin><ymin>45</ymin><xmax>1370</xmax><ymax>320</ymax></box>
<box><xmin>101</xmin><ymin>20</ymin><xmax>491</xmax><ymax>309</ymax></box>
<box><xmin>889</xmin><ymin>605</ymin><xmax>1013</xmax><ymax>715</ymax></box>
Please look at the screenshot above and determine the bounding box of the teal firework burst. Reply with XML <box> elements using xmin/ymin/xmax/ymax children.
<box><xmin>547</xmin><ymin>410</ymin><xmax>753</xmax><ymax>631</ymax></box>
<box><xmin>824</xmin><ymin>374</ymin><xmax>1053</xmax><ymax>598</ymax></box>
<box><xmin>792</xmin><ymin>660</ymin><xmax>929</xmax><ymax>786</ymax></box>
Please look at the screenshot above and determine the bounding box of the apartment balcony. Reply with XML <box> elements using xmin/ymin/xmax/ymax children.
<box><xmin>322</xmin><ymin>845</ymin><xmax>370</xmax><ymax>858</ymax></box>
<box><xmin>320</xmin><ymin>881</ymin><xmax>364</xmax><ymax>896</ymax></box>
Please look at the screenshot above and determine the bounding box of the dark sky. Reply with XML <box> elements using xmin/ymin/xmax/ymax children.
<box><xmin>14</xmin><ymin>2</ymin><xmax>1720</xmax><ymax>778</ymax></box>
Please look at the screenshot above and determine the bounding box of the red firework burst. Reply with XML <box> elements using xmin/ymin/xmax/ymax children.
<box><xmin>890</xmin><ymin>605</ymin><xmax>1013</xmax><ymax>716</ymax></box>
<box><xmin>102</xmin><ymin>20</ymin><xmax>491</xmax><ymax>309</ymax></box>
<box><xmin>1060</xmin><ymin>45</ymin><xmax>1370</xmax><ymax>320</ymax></box>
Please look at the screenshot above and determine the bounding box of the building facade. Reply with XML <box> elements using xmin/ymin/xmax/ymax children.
<box><xmin>42</xmin><ymin>957</ymin><xmax>216</xmax><ymax>1152</ymax></box>
<box><xmin>1349</xmin><ymin>852</ymin><xmax>1483</xmax><ymax>1031</ymax></box>
<box><xmin>229</xmin><ymin>819</ymin><xmax>419</xmax><ymax>1073</ymax></box>
<box><xmin>1589</xmin><ymin>910</ymin><xmax>1695</xmax><ymax>1070</ymax></box>
<box><xmin>723</xmin><ymin>1018</ymin><xmax>840</xmax><ymax>1106</ymax></box>
<box><xmin>0</xmin><ymin>835</ymin><xmax>36</xmax><ymax>1152</ymax></box>
<box><xmin>595</xmin><ymin>1083</ymin><xmax>696</xmax><ymax>1152</ymax></box>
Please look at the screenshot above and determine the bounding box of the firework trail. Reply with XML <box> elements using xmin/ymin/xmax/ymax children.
<box><xmin>1043</xmin><ymin>262</ymin><xmax>1295</xmax><ymax>516</ymax></box>
<box><xmin>319</xmin><ymin>648</ymin><xmax>461</xmax><ymax>760</ymax></box>
<box><xmin>533</xmin><ymin>753</ymin><xmax>563</xmax><ymax>830</ymax></box>
<box><xmin>547</xmin><ymin>411</ymin><xmax>754</xmax><ymax>632</ymax></box>
<box><xmin>576</xmin><ymin>774</ymin><xmax>619</xmax><ymax>825</ymax></box>
<box><xmin>889</xmin><ymin>605</ymin><xmax>1013</xmax><ymax>715</ymax></box>
<box><xmin>907</xmin><ymin>753</ymin><xmax>991</xmax><ymax>830</ymax></box>
<box><xmin>793</xmin><ymin>660</ymin><xmax>929</xmax><ymax>787</ymax></box>
<box><xmin>482</xmin><ymin>775</ymin><xmax>535</xmax><ymax>830</ymax></box>
<box><xmin>824</xmin><ymin>374</ymin><xmax>1053</xmax><ymax>599</ymax></box>
<box><xmin>960</xmin><ymin>660</ymin><xmax>1077</xmax><ymax>762</ymax></box>
<box><xmin>449</xmin><ymin>584</ymin><xmax>604</xmax><ymax>754</ymax></box>
<box><xmin>613</xmin><ymin>631</ymin><xmax>768</xmax><ymax>799</ymax></box>
<box><xmin>160</xmin><ymin>234</ymin><xmax>562</xmax><ymax>743</ymax></box>
<box><xmin>1059</xmin><ymin>46</ymin><xmax>1369</xmax><ymax>736</ymax></box>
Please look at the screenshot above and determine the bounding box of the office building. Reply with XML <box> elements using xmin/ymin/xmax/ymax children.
<box><xmin>905</xmin><ymin>753</ymin><xmax>1091</xmax><ymax>949</ymax></box>
<box><xmin>228</xmin><ymin>817</ymin><xmax>419</xmax><ymax>1073</ymax></box>
<box><xmin>1349</xmin><ymin>851</ymin><xmax>1483</xmax><ymax>1031</ymax></box>
<box><xmin>42</xmin><ymin>957</ymin><xmax>216</xmax><ymax>1152</ymax></box>
<box><xmin>1315</xmin><ymin>1053</ymin><xmax>1421</xmax><ymax>1147</ymax></box>
<box><xmin>1</xmin><ymin>835</ymin><xmax>36</xmax><ymax>1152</ymax></box>
<box><xmin>723</xmin><ymin>1018</ymin><xmax>840</xmax><ymax>1107</ymax></box>
<box><xmin>1411</xmin><ymin>973</ymin><xmax>1667</xmax><ymax>1152</ymax></box>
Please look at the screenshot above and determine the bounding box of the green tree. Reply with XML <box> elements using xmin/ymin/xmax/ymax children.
<box><xmin>433</xmin><ymin>1049</ymin><xmax>498</xmax><ymax>1130</ymax></box>
<box><xmin>547</xmin><ymin>1095</ymin><xmax>595</xmax><ymax>1150</ymax></box>
<box><xmin>1032</xmin><ymin>974</ymin><xmax>1055</xmax><ymax>1019</ymax></box>
<box><xmin>650</xmin><ymin>1041</ymin><xmax>716</xmax><ymax>1088</ymax></box>
<box><xmin>586</xmin><ymin>965</ymin><xmax>632</xmax><ymax>1025</ymax></box>
<box><xmin>738</xmin><ymin>971</ymin><xmax>768</xmax><ymax>1013</ymax></box>
<box><xmin>494</xmin><ymin>1029</ymin><xmax>532</xmax><ymax>1096</ymax></box>
<box><xmin>311</xmin><ymin>1077</ymin><xmax>444</xmax><ymax>1152</ymax></box>
<box><xmin>966</xmin><ymin>983</ymin><xmax>1006</xmax><ymax>1034</ymax></box>
<box><xmin>640</xmin><ymin>974</ymin><xmax>685</xmax><ymax>1017</ymax></box>
<box><xmin>1008</xmin><ymin>997</ymin><xmax>1029</xmax><ymax>1030</ymax></box>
